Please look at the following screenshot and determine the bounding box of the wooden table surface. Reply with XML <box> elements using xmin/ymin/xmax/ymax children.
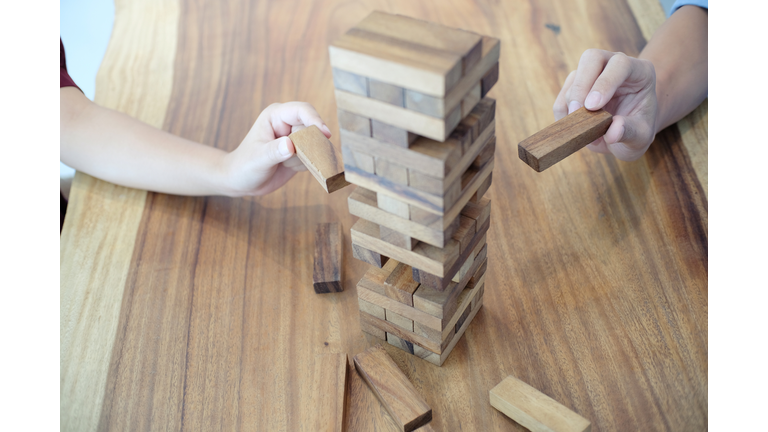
<box><xmin>60</xmin><ymin>0</ymin><xmax>708</xmax><ymax>430</ymax></box>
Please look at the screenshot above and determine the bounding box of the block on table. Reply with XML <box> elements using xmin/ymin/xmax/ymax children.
<box><xmin>289</xmin><ymin>125</ymin><xmax>349</xmax><ymax>193</ymax></box>
<box><xmin>311</xmin><ymin>353</ymin><xmax>350</xmax><ymax>432</ymax></box>
<box><xmin>489</xmin><ymin>375</ymin><xmax>592</xmax><ymax>432</ymax></box>
<box><xmin>353</xmin><ymin>345</ymin><xmax>432</xmax><ymax>431</ymax></box>
<box><xmin>313</xmin><ymin>222</ymin><xmax>343</xmax><ymax>294</ymax></box>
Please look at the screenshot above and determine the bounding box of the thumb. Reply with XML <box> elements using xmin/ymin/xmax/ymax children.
<box><xmin>254</xmin><ymin>136</ymin><xmax>295</xmax><ymax>170</ymax></box>
<box><xmin>603</xmin><ymin>115</ymin><xmax>655</xmax><ymax>161</ymax></box>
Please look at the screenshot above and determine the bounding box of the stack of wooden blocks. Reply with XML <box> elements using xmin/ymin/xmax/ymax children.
<box><xmin>330</xmin><ymin>11</ymin><xmax>500</xmax><ymax>366</ymax></box>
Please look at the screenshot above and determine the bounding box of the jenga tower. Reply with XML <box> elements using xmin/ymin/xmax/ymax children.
<box><xmin>330</xmin><ymin>11</ymin><xmax>499</xmax><ymax>366</ymax></box>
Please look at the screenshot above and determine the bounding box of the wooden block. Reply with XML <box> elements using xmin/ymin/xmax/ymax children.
<box><xmin>489</xmin><ymin>375</ymin><xmax>592</xmax><ymax>432</ymax></box>
<box><xmin>352</xmin><ymin>243</ymin><xmax>389</xmax><ymax>268</ymax></box>
<box><xmin>472</xmin><ymin>135</ymin><xmax>495</xmax><ymax>168</ymax></box>
<box><xmin>376</xmin><ymin>192</ymin><xmax>410</xmax><ymax>219</ymax></box>
<box><xmin>360</xmin><ymin>311</ymin><xmax>441</xmax><ymax>354</ymax></box>
<box><xmin>357</xmin><ymin>283</ymin><xmax>443</xmax><ymax>331</ymax></box>
<box><xmin>311</xmin><ymin>353</ymin><xmax>350</xmax><ymax>432</ymax></box>
<box><xmin>453</xmin><ymin>216</ymin><xmax>477</xmax><ymax>254</ymax></box>
<box><xmin>357</xmin><ymin>261</ymin><xmax>397</xmax><ymax>296</ymax></box>
<box><xmin>380</xmin><ymin>225</ymin><xmax>418</xmax><ymax>251</ymax></box>
<box><xmin>332</xmin><ymin>67</ymin><xmax>369</xmax><ymax>96</ymax></box>
<box><xmin>471</xmin><ymin>173</ymin><xmax>492</xmax><ymax>202</ymax></box>
<box><xmin>451</xmin><ymin>251</ymin><xmax>475</xmax><ymax>283</ymax></box>
<box><xmin>369</xmin><ymin>79</ymin><xmax>405</xmax><ymax>107</ymax></box>
<box><xmin>351</xmin><ymin>218</ymin><xmax>460</xmax><ymax>279</ymax></box>
<box><xmin>467</xmin><ymin>256</ymin><xmax>488</xmax><ymax>290</ymax></box>
<box><xmin>454</xmin><ymin>303</ymin><xmax>471</xmax><ymax>334</ymax></box>
<box><xmin>372</xmin><ymin>119</ymin><xmax>417</xmax><ymax>149</ymax></box>
<box><xmin>387</xmin><ymin>333</ymin><xmax>415</xmax><ymax>355</ymax></box>
<box><xmin>460</xmin><ymin>82</ymin><xmax>482</xmax><ymax>118</ymax></box>
<box><xmin>472</xmin><ymin>234</ymin><xmax>487</xmax><ymax>258</ymax></box>
<box><xmin>461</xmin><ymin>198</ymin><xmax>491</xmax><ymax>231</ymax></box>
<box><xmin>313</xmin><ymin>223</ymin><xmax>343</xmax><ymax>293</ymax></box>
<box><xmin>418</xmin><ymin>295</ymin><xmax>484</xmax><ymax>366</ymax></box>
<box><xmin>399</xmin><ymin>37</ymin><xmax>500</xmax><ymax>119</ymax></box>
<box><xmin>338</xmin><ymin>109</ymin><xmax>371</xmax><ymax>137</ymax></box>
<box><xmin>471</xmin><ymin>282</ymin><xmax>485</xmax><ymax>309</ymax></box>
<box><xmin>412</xmin><ymin>216</ymin><xmax>490</xmax><ymax>291</ymax></box>
<box><xmin>340</xmin><ymin>129</ymin><xmax>461</xmax><ymax>179</ymax></box>
<box><xmin>352</xmin><ymin>151</ymin><xmax>375</xmax><ymax>173</ymax></box>
<box><xmin>290</xmin><ymin>125</ymin><xmax>349</xmax><ymax>193</ymax></box>
<box><xmin>353</xmin><ymin>345</ymin><xmax>432</xmax><ymax>431</ymax></box>
<box><xmin>407</xmin><ymin>170</ymin><xmax>443</xmax><ymax>195</ymax></box>
<box><xmin>335</xmin><ymin>89</ymin><xmax>462</xmax><ymax>142</ymax></box>
<box><xmin>384</xmin><ymin>262</ymin><xmax>420</xmax><ymax>306</ymax></box>
<box><xmin>361</xmin><ymin>318</ymin><xmax>387</xmax><ymax>340</ymax></box>
<box><xmin>481</xmin><ymin>62</ymin><xmax>499</xmax><ymax>97</ymax></box>
<box><xmin>359</xmin><ymin>298</ymin><xmax>385</xmax><ymax>320</ymax></box>
<box><xmin>518</xmin><ymin>107</ymin><xmax>613</xmax><ymax>172</ymax></box>
<box><xmin>349</xmin><ymin>188</ymin><xmax>454</xmax><ymax>248</ymax></box>
<box><xmin>356</xmin><ymin>11</ymin><xmax>483</xmax><ymax>75</ymax></box>
<box><xmin>385</xmin><ymin>309</ymin><xmax>414</xmax><ymax>332</ymax></box>
<box><xmin>375</xmin><ymin>156</ymin><xmax>409</xmax><ymax>185</ymax></box>
<box><xmin>330</xmin><ymin>27</ymin><xmax>462</xmax><ymax>96</ymax></box>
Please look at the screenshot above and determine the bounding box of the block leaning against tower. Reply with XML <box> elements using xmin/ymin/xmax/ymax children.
<box><xmin>329</xmin><ymin>11</ymin><xmax>499</xmax><ymax>366</ymax></box>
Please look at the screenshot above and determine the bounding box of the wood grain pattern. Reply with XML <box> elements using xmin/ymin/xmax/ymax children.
<box><xmin>290</xmin><ymin>125</ymin><xmax>350</xmax><ymax>193</ymax></box>
<box><xmin>308</xmin><ymin>353</ymin><xmax>350</xmax><ymax>432</ymax></box>
<box><xmin>384</xmin><ymin>262</ymin><xmax>420</xmax><ymax>306</ymax></box>
<box><xmin>490</xmin><ymin>374</ymin><xmax>592</xmax><ymax>432</ymax></box>
<box><xmin>518</xmin><ymin>107</ymin><xmax>613</xmax><ymax>172</ymax></box>
<box><xmin>353</xmin><ymin>345</ymin><xmax>433</xmax><ymax>431</ymax></box>
<box><xmin>314</xmin><ymin>223</ymin><xmax>344</xmax><ymax>293</ymax></box>
<box><xmin>352</xmin><ymin>243</ymin><xmax>389</xmax><ymax>268</ymax></box>
<box><xmin>60</xmin><ymin>0</ymin><xmax>178</xmax><ymax>430</ymax></box>
<box><xmin>60</xmin><ymin>1</ymin><xmax>708</xmax><ymax>431</ymax></box>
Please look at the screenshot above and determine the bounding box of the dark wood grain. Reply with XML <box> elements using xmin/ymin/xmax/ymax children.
<box><xmin>290</xmin><ymin>125</ymin><xmax>350</xmax><ymax>193</ymax></box>
<box><xmin>518</xmin><ymin>107</ymin><xmax>614</xmax><ymax>172</ymax></box>
<box><xmin>61</xmin><ymin>1</ymin><xmax>708</xmax><ymax>431</ymax></box>
<box><xmin>314</xmin><ymin>222</ymin><xmax>344</xmax><ymax>293</ymax></box>
<box><xmin>353</xmin><ymin>345</ymin><xmax>433</xmax><ymax>431</ymax></box>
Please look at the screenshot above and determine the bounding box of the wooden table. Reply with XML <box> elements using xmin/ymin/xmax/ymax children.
<box><xmin>60</xmin><ymin>0</ymin><xmax>708</xmax><ymax>430</ymax></box>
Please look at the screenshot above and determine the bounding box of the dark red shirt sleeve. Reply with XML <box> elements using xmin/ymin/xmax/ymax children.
<box><xmin>60</xmin><ymin>39</ymin><xmax>81</xmax><ymax>91</ymax></box>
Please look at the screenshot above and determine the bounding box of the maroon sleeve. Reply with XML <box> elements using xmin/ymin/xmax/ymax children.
<box><xmin>60</xmin><ymin>39</ymin><xmax>81</xmax><ymax>91</ymax></box>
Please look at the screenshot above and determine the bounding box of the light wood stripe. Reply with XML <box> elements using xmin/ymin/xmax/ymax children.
<box><xmin>60</xmin><ymin>1</ymin><xmax>180</xmax><ymax>430</ymax></box>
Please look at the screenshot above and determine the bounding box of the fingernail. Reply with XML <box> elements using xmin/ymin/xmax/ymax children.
<box><xmin>279</xmin><ymin>138</ymin><xmax>291</xmax><ymax>156</ymax></box>
<box><xmin>585</xmin><ymin>91</ymin><xmax>601</xmax><ymax>109</ymax></box>
<box><xmin>568</xmin><ymin>100</ymin><xmax>581</xmax><ymax>114</ymax></box>
<box><xmin>321</xmin><ymin>124</ymin><xmax>331</xmax><ymax>134</ymax></box>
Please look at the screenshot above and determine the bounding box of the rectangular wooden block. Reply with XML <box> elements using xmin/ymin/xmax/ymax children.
<box><xmin>379</xmin><ymin>225</ymin><xmax>418</xmax><ymax>251</ymax></box>
<box><xmin>412</xmin><ymin>214</ymin><xmax>490</xmax><ymax>291</ymax></box>
<box><xmin>462</xmin><ymin>198</ymin><xmax>491</xmax><ymax>232</ymax></box>
<box><xmin>451</xmin><ymin>251</ymin><xmax>475</xmax><ymax>283</ymax></box>
<box><xmin>311</xmin><ymin>353</ymin><xmax>350</xmax><ymax>432</ymax></box>
<box><xmin>490</xmin><ymin>375</ymin><xmax>592</xmax><ymax>432</ymax></box>
<box><xmin>372</xmin><ymin>119</ymin><xmax>417</xmax><ymax>148</ymax></box>
<box><xmin>356</xmin><ymin>11</ymin><xmax>483</xmax><ymax>75</ymax></box>
<box><xmin>332</xmin><ymin>67</ymin><xmax>369</xmax><ymax>96</ymax></box>
<box><xmin>352</xmin><ymin>243</ymin><xmax>388</xmax><ymax>268</ymax></box>
<box><xmin>467</xmin><ymin>256</ymin><xmax>488</xmax><ymax>290</ymax></box>
<box><xmin>481</xmin><ymin>61</ymin><xmax>499</xmax><ymax>97</ymax></box>
<box><xmin>453</xmin><ymin>216</ymin><xmax>477</xmax><ymax>254</ymax></box>
<box><xmin>361</xmin><ymin>318</ymin><xmax>387</xmax><ymax>340</ymax></box>
<box><xmin>407</xmin><ymin>170</ymin><xmax>443</xmax><ymax>195</ymax></box>
<box><xmin>357</xmin><ymin>281</ymin><xmax>443</xmax><ymax>331</ymax></box>
<box><xmin>387</xmin><ymin>332</ymin><xmax>415</xmax><ymax>355</ymax></box>
<box><xmin>340</xmin><ymin>129</ymin><xmax>461</xmax><ymax>179</ymax></box>
<box><xmin>385</xmin><ymin>309</ymin><xmax>414</xmax><ymax>332</ymax></box>
<box><xmin>359</xmin><ymin>298</ymin><xmax>385</xmax><ymax>320</ymax></box>
<box><xmin>290</xmin><ymin>125</ymin><xmax>349</xmax><ymax>193</ymax></box>
<box><xmin>354</xmin><ymin>346</ymin><xmax>432</xmax><ymax>431</ymax></box>
<box><xmin>384</xmin><ymin>262</ymin><xmax>420</xmax><ymax>306</ymax></box>
<box><xmin>377</xmin><ymin>192</ymin><xmax>410</xmax><ymax>219</ymax></box>
<box><xmin>518</xmin><ymin>107</ymin><xmax>613</xmax><ymax>172</ymax></box>
<box><xmin>471</xmin><ymin>173</ymin><xmax>492</xmax><ymax>202</ymax></box>
<box><xmin>472</xmin><ymin>135</ymin><xmax>496</xmax><ymax>168</ymax></box>
<box><xmin>375</xmin><ymin>156</ymin><xmax>409</xmax><ymax>185</ymax></box>
<box><xmin>418</xmin><ymin>294</ymin><xmax>484</xmax><ymax>366</ymax></box>
<box><xmin>338</xmin><ymin>109</ymin><xmax>371</xmax><ymax>137</ymax></box>
<box><xmin>461</xmin><ymin>82</ymin><xmax>482</xmax><ymax>118</ymax></box>
<box><xmin>369</xmin><ymin>79</ymin><xmax>405</xmax><ymax>107</ymax></box>
<box><xmin>329</xmin><ymin>28</ymin><xmax>462</xmax><ymax>98</ymax></box>
<box><xmin>314</xmin><ymin>223</ymin><xmax>343</xmax><ymax>294</ymax></box>
<box><xmin>360</xmin><ymin>311</ymin><xmax>441</xmax><ymax>354</ymax></box>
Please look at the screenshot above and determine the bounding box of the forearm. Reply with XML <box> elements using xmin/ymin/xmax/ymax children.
<box><xmin>640</xmin><ymin>5</ymin><xmax>708</xmax><ymax>133</ymax></box>
<box><xmin>60</xmin><ymin>87</ymin><xmax>231</xmax><ymax>196</ymax></box>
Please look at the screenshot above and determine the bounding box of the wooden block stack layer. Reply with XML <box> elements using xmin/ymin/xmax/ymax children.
<box><xmin>330</xmin><ymin>11</ymin><xmax>499</xmax><ymax>365</ymax></box>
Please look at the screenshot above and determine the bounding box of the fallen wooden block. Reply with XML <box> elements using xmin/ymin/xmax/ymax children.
<box><xmin>490</xmin><ymin>375</ymin><xmax>591</xmax><ymax>432</ymax></box>
<box><xmin>313</xmin><ymin>223</ymin><xmax>343</xmax><ymax>293</ymax></box>
<box><xmin>353</xmin><ymin>345</ymin><xmax>432</xmax><ymax>431</ymax></box>
<box><xmin>311</xmin><ymin>353</ymin><xmax>350</xmax><ymax>432</ymax></box>
<box><xmin>289</xmin><ymin>125</ymin><xmax>350</xmax><ymax>193</ymax></box>
<box><xmin>518</xmin><ymin>107</ymin><xmax>613</xmax><ymax>172</ymax></box>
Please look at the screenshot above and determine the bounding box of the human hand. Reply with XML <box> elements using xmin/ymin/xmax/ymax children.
<box><xmin>553</xmin><ymin>49</ymin><xmax>657</xmax><ymax>161</ymax></box>
<box><xmin>222</xmin><ymin>102</ymin><xmax>332</xmax><ymax>196</ymax></box>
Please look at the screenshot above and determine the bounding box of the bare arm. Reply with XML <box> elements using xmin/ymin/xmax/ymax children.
<box><xmin>60</xmin><ymin>87</ymin><xmax>331</xmax><ymax>196</ymax></box>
